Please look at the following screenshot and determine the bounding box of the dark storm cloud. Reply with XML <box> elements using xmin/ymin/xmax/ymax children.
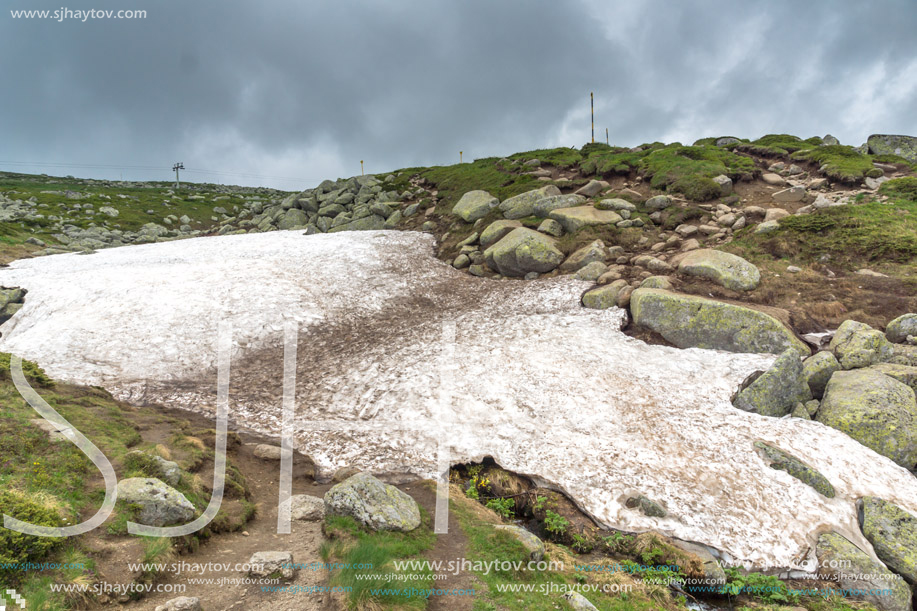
<box><xmin>1</xmin><ymin>0</ymin><xmax>915</xmax><ymax>188</ymax></box>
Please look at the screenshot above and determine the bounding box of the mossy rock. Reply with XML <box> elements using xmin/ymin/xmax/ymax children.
<box><xmin>499</xmin><ymin>186</ymin><xmax>561</xmax><ymax>220</ymax></box>
<box><xmin>753</xmin><ymin>441</ymin><xmax>835</xmax><ymax>497</ymax></box>
<box><xmin>483</xmin><ymin>228</ymin><xmax>564</xmax><ymax>277</ymax></box>
<box><xmin>867</xmin><ymin>134</ymin><xmax>917</xmax><ymax>163</ymax></box>
<box><xmin>323</xmin><ymin>472</ymin><xmax>420</xmax><ymax>532</ymax></box>
<box><xmin>816</xmin><ymin>532</ymin><xmax>913</xmax><ymax>611</ymax></box>
<box><xmin>802</xmin><ymin>351</ymin><xmax>841</xmax><ymax>398</ymax></box>
<box><xmin>859</xmin><ymin>496</ymin><xmax>917</xmax><ymax>585</ymax></box>
<box><xmin>829</xmin><ymin>319</ymin><xmax>894</xmax><ymax>369</ymax></box>
<box><xmin>629</xmin><ymin>289</ymin><xmax>809</xmax><ymax>356</ymax></box>
<box><xmin>675</xmin><ymin>248</ymin><xmax>760</xmax><ymax>291</ymax></box>
<box><xmin>734</xmin><ymin>350</ymin><xmax>812</xmax><ymax>417</ymax></box>
<box><xmin>452</xmin><ymin>190</ymin><xmax>499</xmax><ymax>222</ymax></box>
<box><xmin>816</xmin><ymin>369</ymin><xmax>917</xmax><ymax>468</ymax></box>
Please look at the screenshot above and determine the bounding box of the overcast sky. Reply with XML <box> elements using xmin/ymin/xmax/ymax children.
<box><xmin>2</xmin><ymin>0</ymin><xmax>916</xmax><ymax>190</ymax></box>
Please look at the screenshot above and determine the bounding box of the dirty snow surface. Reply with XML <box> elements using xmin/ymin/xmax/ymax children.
<box><xmin>3</xmin><ymin>230</ymin><xmax>916</xmax><ymax>569</ymax></box>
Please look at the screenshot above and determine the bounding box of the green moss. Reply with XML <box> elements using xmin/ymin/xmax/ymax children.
<box><xmin>507</xmin><ymin>147</ymin><xmax>583</xmax><ymax>168</ymax></box>
<box><xmin>790</xmin><ymin>145</ymin><xmax>876</xmax><ymax>183</ymax></box>
<box><xmin>878</xmin><ymin>176</ymin><xmax>917</xmax><ymax>202</ymax></box>
<box><xmin>421</xmin><ymin>159</ymin><xmax>539</xmax><ymax>214</ymax></box>
<box><xmin>736</xmin><ymin>134</ymin><xmax>816</xmax><ymax>156</ymax></box>
<box><xmin>0</xmin><ymin>353</ymin><xmax>54</xmax><ymax>387</ymax></box>
<box><xmin>636</xmin><ymin>145</ymin><xmax>755</xmax><ymax>200</ymax></box>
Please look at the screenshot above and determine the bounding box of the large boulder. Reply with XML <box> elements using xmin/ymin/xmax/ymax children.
<box><xmin>869</xmin><ymin>363</ymin><xmax>917</xmax><ymax>392</ymax></box>
<box><xmin>574</xmin><ymin>179</ymin><xmax>608</xmax><ymax>197</ymax></box>
<box><xmin>483</xmin><ymin>228</ymin><xmax>564</xmax><ymax>277</ymax></box>
<box><xmin>829</xmin><ymin>320</ymin><xmax>894</xmax><ymax>369</ymax></box>
<box><xmin>277</xmin><ymin>208</ymin><xmax>309</xmax><ymax>230</ymax></box>
<box><xmin>499</xmin><ymin>186</ymin><xmax>561</xmax><ymax>219</ymax></box>
<box><xmin>860</xmin><ymin>497</ymin><xmax>917</xmax><ymax>585</ymax></box>
<box><xmin>867</xmin><ymin>134</ymin><xmax>917</xmax><ymax>163</ymax></box>
<box><xmin>629</xmin><ymin>289</ymin><xmax>809</xmax><ymax>355</ymax></box>
<box><xmin>327</xmin><ymin>214</ymin><xmax>386</xmax><ymax>233</ymax></box>
<box><xmin>674</xmin><ymin>249</ymin><xmax>760</xmax><ymax>291</ymax></box>
<box><xmin>816</xmin><ymin>369</ymin><xmax>917</xmax><ymax>468</ymax></box>
<box><xmin>126</xmin><ymin>451</ymin><xmax>181</xmax><ymax>486</ymax></box>
<box><xmin>248</xmin><ymin>551</ymin><xmax>296</xmax><ymax>580</ymax></box>
<box><xmin>559</xmin><ymin>240</ymin><xmax>606</xmax><ymax>272</ymax></box>
<box><xmin>323</xmin><ymin>472</ymin><xmax>420</xmax><ymax>532</ymax></box>
<box><xmin>733</xmin><ymin>350</ymin><xmax>812</xmax><ymax>417</ymax></box>
<box><xmin>547</xmin><ymin>206</ymin><xmax>622</xmax><ymax>234</ymax></box>
<box><xmin>582</xmin><ymin>280</ymin><xmax>628</xmax><ymax>310</ymax></box>
<box><xmin>532</xmin><ymin>194</ymin><xmax>587</xmax><ymax>217</ymax></box>
<box><xmin>116</xmin><ymin>478</ymin><xmax>195</xmax><ymax>527</ymax></box>
<box><xmin>281</xmin><ymin>494</ymin><xmax>325</xmax><ymax>521</ymax></box>
<box><xmin>887</xmin><ymin>314</ymin><xmax>917</xmax><ymax>344</ymax></box>
<box><xmin>479</xmin><ymin>220</ymin><xmax>522</xmax><ymax>250</ymax></box>
<box><xmin>802</xmin><ymin>351</ymin><xmax>841</xmax><ymax>398</ymax></box>
<box><xmin>453</xmin><ymin>190</ymin><xmax>498</xmax><ymax>222</ymax></box>
<box><xmin>816</xmin><ymin>532</ymin><xmax>913</xmax><ymax>611</ymax></box>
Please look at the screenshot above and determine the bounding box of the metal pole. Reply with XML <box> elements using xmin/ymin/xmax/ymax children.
<box><xmin>460</xmin><ymin>151</ymin><xmax>463</xmax><ymax>163</ymax></box>
<box><xmin>173</xmin><ymin>162</ymin><xmax>183</xmax><ymax>190</ymax></box>
<box><xmin>361</xmin><ymin>160</ymin><xmax>364</xmax><ymax>176</ymax></box>
<box><xmin>591</xmin><ymin>92</ymin><xmax>594</xmax><ymax>144</ymax></box>
<box><xmin>606</xmin><ymin>128</ymin><xmax>609</xmax><ymax>145</ymax></box>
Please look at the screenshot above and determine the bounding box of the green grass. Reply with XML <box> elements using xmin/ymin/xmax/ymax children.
<box><xmin>421</xmin><ymin>158</ymin><xmax>541</xmax><ymax>213</ymax></box>
<box><xmin>790</xmin><ymin>145</ymin><xmax>878</xmax><ymax>183</ymax></box>
<box><xmin>727</xmin><ymin>197</ymin><xmax>917</xmax><ymax>267</ymax></box>
<box><xmin>323</xmin><ymin>512</ymin><xmax>436</xmax><ymax>609</ymax></box>
<box><xmin>879</xmin><ymin>176</ymin><xmax>917</xmax><ymax>202</ymax></box>
<box><xmin>736</xmin><ymin>134</ymin><xmax>817</xmax><ymax>156</ymax></box>
<box><xmin>507</xmin><ymin>147</ymin><xmax>583</xmax><ymax>168</ymax></box>
<box><xmin>636</xmin><ymin>145</ymin><xmax>755</xmax><ymax>201</ymax></box>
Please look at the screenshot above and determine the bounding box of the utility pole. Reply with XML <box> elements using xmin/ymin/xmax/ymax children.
<box><xmin>173</xmin><ymin>162</ymin><xmax>184</xmax><ymax>190</ymax></box>
<box><xmin>590</xmin><ymin>92</ymin><xmax>594</xmax><ymax>144</ymax></box>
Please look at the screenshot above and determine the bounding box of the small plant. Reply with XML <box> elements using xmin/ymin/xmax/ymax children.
<box><xmin>721</xmin><ymin>567</ymin><xmax>798</xmax><ymax>604</ymax></box>
<box><xmin>464</xmin><ymin>484</ymin><xmax>480</xmax><ymax>500</ymax></box>
<box><xmin>485</xmin><ymin>497</ymin><xmax>514</xmax><ymax>519</ymax></box>
<box><xmin>543</xmin><ymin>510</ymin><xmax>569</xmax><ymax>535</ymax></box>
<box><xmin>571</xmin><ymin>533</ymin><xmax>593</xmax><ymax>553</ymax></box>
<box><xmin>532</xmin><ymin>495</ymin><xmax>546</xmax><ymax>511</ymax></box>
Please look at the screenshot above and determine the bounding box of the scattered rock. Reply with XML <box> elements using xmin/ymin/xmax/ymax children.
<box><xmin>536</xmin><ymin>218</ymin><xmax>563</xmax><ymax>237</ymax></box>
<box><xmin>154</xmin><ymin>597</ymin><xmax>202</xmax><ymax>611</ymax></box>
<box><xmin>282</xmin><ymin>494</ymin><xmax>325</xmax><ymax>521</ymax></box>
<box><xmin>547</xmin><ymin>206</ymin><xmax>622</xmax><ymax>233</ymax></box>
<box><xmin>773</xmin><ymin>186</ymin><xmax>806</xmax><ymax>203</ymax></box>
<box><xmin>859</xmin><ymin>496</ymin><xmax>917</xmax><ymax>585</ymax></box>
<box><xmin>868</xmin><ymin>363</ymin><xmax>917</xmax><ymax>392</ymax></box>
<box><xmin>802</xmin><ymin>351</ymin><xmax>841</xmax><ymax>398</ymax></box>
<box><xmin>484</xmin><ymin>228</ymin><xmax>565</xmax><ymax>277</ymax></box>
<box><xmin>574</xmin><ymin>261</ymin><xmax>607</xmax><ymax>281</ymax></box>
<box><xmin>887</xmin><ymin>314</ymin><xmax>917</xmax><ymax>344</ymax></box>
<box><xmin>324</xmin><ymin>472</ymin><xmax>421</xmax><ymax>532</ymax></box>
<box><xmin>640</xmin><ymin>276</ymin><xmax>673</xmax><ymax>290</ymax></box>
<box><xmin>712</xmin><ymin>175</ymin><xmax>733</xmax><ymax>196</ymax></box>
<box><xmin>248</xmin><ymin>551</ymin><xmax>296</xmax><ymax>581</ymax></box>
<box><xmin>674</xmin><ymin>249</ymin><xmax>760</xmax><ymax>291</ymax></box>
<box><xmin>499</xmin><ymin>186</ymin><xmax>561</xmax><ymax>219</ymax></box>
<box><xmin>733</xmin><ymin>350</ymin><xmax>812</xmax><ymax>417</ymax></box>
<box><xmin>625</xmin><ymin>495</ymin><xmax>667</xmax><ymax>518</ymax></box>
<box><xmin>532</xmin><ymin>194</ymin><xmax>587</xmax><ymax>217</ymax></box>
<box><xmin>560</xmin><ymin>240</ymin><xmax>606</xmax><ymax>272</ymax></box>
<box><xmin>762</xmin><ymin>173</ymin><xmax>787</xmax><ymax>186</ymax></box>
<box><xmin>630</xmin><ymin>289</ymin><xmax>809</xmax><ymax>355</ymax></box>
<box><xmin>816</xmin><ymin>532</ymin><xmax>912</xmax><ymax>611</ymax></box>
<box><xmin>126</xmin><ymin>451</ymin><xmax>181</xmax><ymax>486</ymax></box>
<box><xmin>582</xmin><ymin>280</ymin><xmax>628</xmax><ymax>310</ymax></box>
<box><xmin>453</xmin><ymin>190</ymin><xmax>498</xmax><ymax>222</ymax></box>
<box><xmin>563</xmin><ymin>591</ymin><xmax>599</xmax><ymax>611</ymax></box>
<box><xmin>829</xmin><ymin>319</ymin><xmax>892</xmax><ymax>369</ymax></box>
<box><xmin>644</xmin><ymin>195</ymin><xmax>672</xmax><ymax>211</ymax></box>
<box><xmin>596</xmin><ymin>198</ymin><xmax>636</xmax><ymax>212</ymax></box>
<box><xmin>479</xmin><ymin>220</ymin><xmax>522</xmax><ymax>249</ymax></box>
<box><xmin>116</xmin><ymin>478</ymin><xmax>195</xmax><ymax>527</ymax></box>
<box><xmin>253</xmin><ymin>444</ymin><xmax>283</xmax><ymax>460</ymax></box>
<box><xmin>753</xmin><ymin>441</ymin><xmax>834</xmax><ymax>497</ymax></box>
<box><xmin>817</xmin><ymin>369</ymin><xmax>917</xmax><ymax>468</ymax></box>
<box><xmin>574</xmin><ymin>179</ymin><xmax>608</xmax><ymax>198</ymax></box>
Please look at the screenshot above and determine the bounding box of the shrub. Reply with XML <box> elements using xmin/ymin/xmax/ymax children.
<box><xmin>485</xmin><ymin>497</ymin><xmax>514</xmax><ymax>519</ymax></box>
<box><xmin>0</xmin><ymin>491</ymin><xmax>64</xmax><ymax>570</ymax></box>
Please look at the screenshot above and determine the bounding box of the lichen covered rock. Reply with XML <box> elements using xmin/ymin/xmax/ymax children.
<box><xmin>675</xmin><ymin>249</ymin><xmax>760</xmax><ymax>291</ymax></box>
<box><xmin>817</xmin><ymin>369</ymin><xmax>917</xmax><ymax>468</ymax></box>
<box><xmin>733</xmin><ymin>350</ymin><xmax>812</xmax><ymax>417</ymax></box>
<box><xmin>802</xmin><ymin>351</ymin><xmax>841</xmax><ymax>398</ymax></box>
<box><xmin>860</xmin><ymin>496</ymin><xmax>917</xmax><ymax>585</ymax></box>
<box><xmin>453</xmin><ymin>190</ymin><xmax>498</xmax><ymax>222</ymax></box>
<box><xmin>630</xmin><ymin>289</ymin><xmax>808</xmax><ymax>355</ymax></box>
<box><xmin>484</xmin><ymin>228</ymin><xmax>564</xmax><ymax>277</ymax></box>
<box><xmin>816</xmin><ymin>532</ymin><xmax>912</xmax><ymax>611</ymax></box>
<box><xmin>116</xmin><ymin>477</ymin><xmax>195</xmax><ymax>527</ymax></box>
<box><xmin>324</xmin><ymin>472</ymin><xmax>420</xmax><ymax>532</ymax></box>
<box><xmin>753</xmin><ymin>441</ymin><xmax>835</xmax><ymax>497</ymax></box>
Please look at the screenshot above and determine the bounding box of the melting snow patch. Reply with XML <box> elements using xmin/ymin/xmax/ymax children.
<box><xmin>1</xmin><ymin>229</ymin><xmax>916</xmax><ymax>569</ymax></box>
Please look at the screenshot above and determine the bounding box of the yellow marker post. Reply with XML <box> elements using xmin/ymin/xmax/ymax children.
<box><xmin>360</xmin><ymin>160</ymin><xmax>364</xmax><ymax>176</ymax></box>
<box><xmin>460</xmin><ymin>151</ymin><xmax>463</xmax><ymax>163</ymax></box>
<box><xmin>591</xmin><ymin>92</ymin><xmax>594</xmax><ymax>144</ymax></box>
<box><xmin>606</xmin><ymin>128</ymin><xmax>609</xmax><ymax>145</ymax></box>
